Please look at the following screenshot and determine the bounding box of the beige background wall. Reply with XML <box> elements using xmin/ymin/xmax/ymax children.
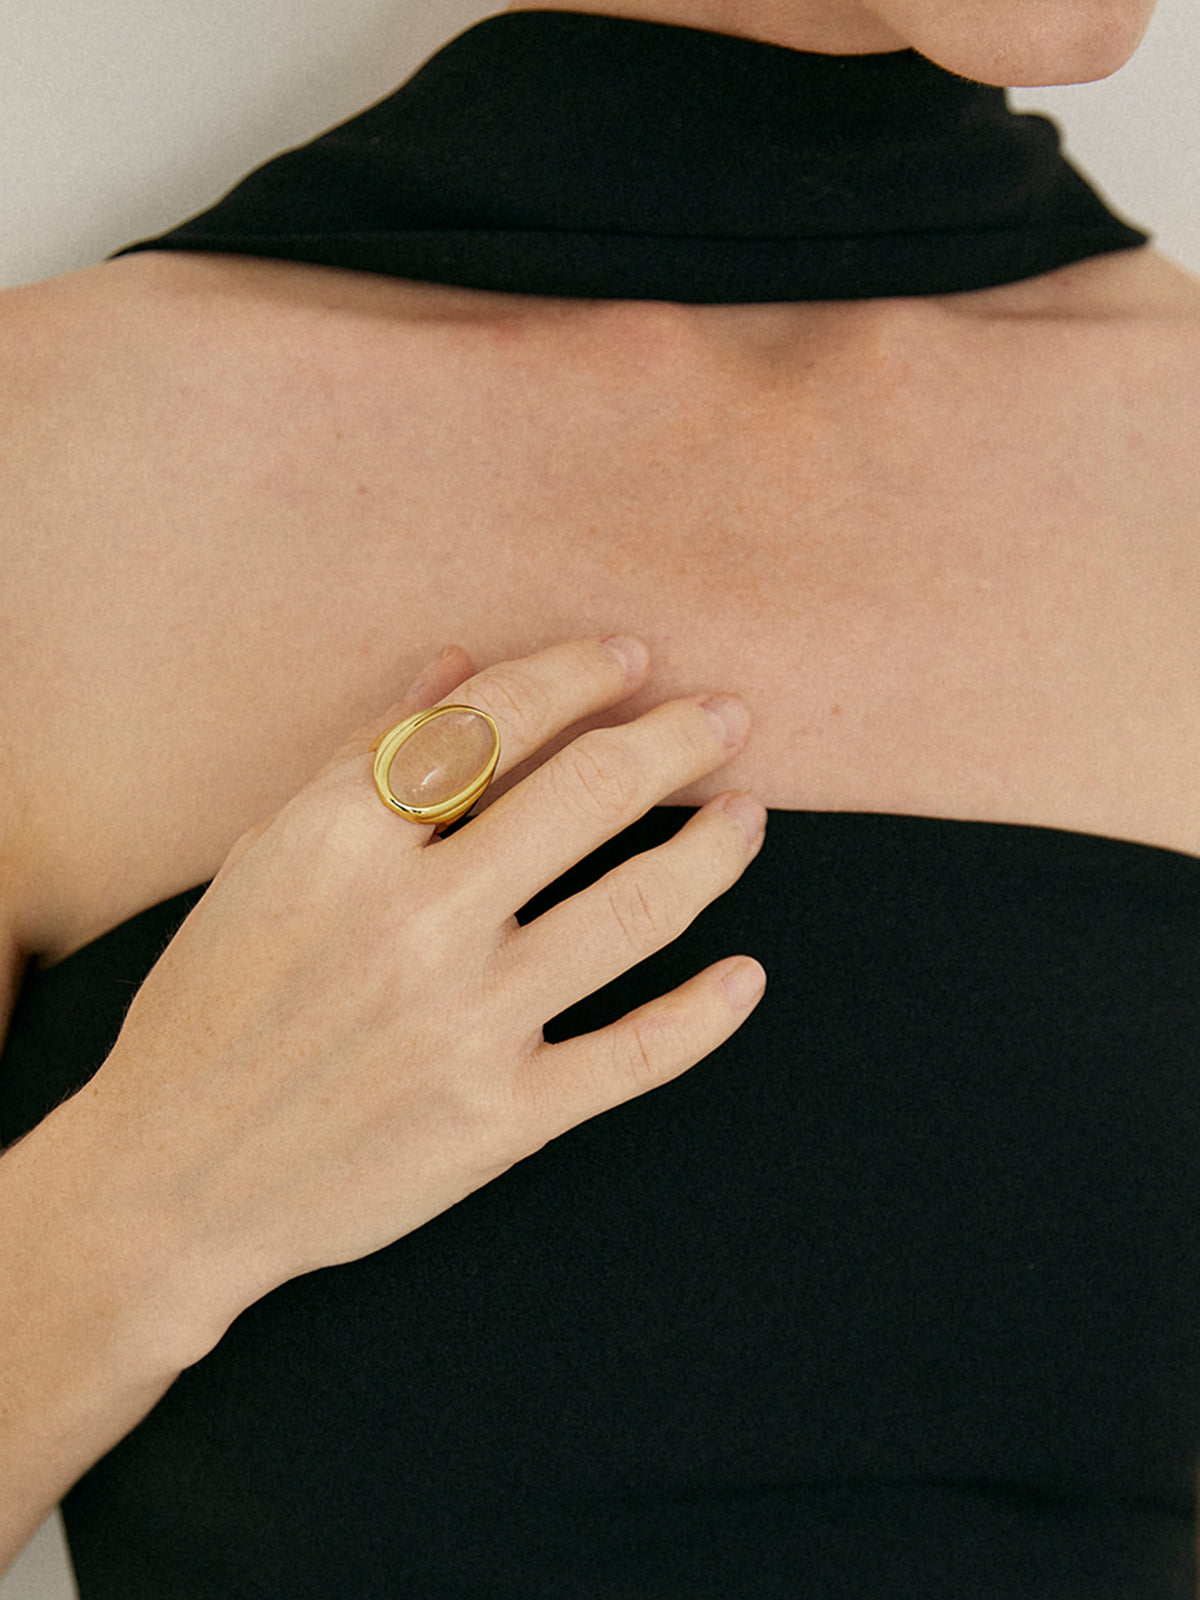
<box><xmin>1</xmin><ymin>1</ymin><xmax>1196</xmax><ymax>1595</ymax></box>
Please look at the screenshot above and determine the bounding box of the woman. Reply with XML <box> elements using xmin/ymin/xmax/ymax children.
<box><xmin>3</xmin><ymin>0</ymin><xmax>1199</xmax><ymax>1594</ymax></box>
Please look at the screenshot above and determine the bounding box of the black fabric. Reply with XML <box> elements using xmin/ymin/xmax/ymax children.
<box><xmin>4</xmin><ymin>816</ymin><xmax>1200</xmax><ymax>1597</ymax></box>
<box><xmin>115</xmin><ymin>9</ymin><xmax>1148</xmax><ymax>303</ymax></box>
<box><xmin>8</xmin><ymin>11</ymin><xmax>1191</xmax><ymax>1597</ymax></box>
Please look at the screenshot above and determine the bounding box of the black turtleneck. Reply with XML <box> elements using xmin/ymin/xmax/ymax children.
<box><xmin>117</xmin><ymin>9</ymin><xmax>1147</xmax><ymax>302</ymax></box>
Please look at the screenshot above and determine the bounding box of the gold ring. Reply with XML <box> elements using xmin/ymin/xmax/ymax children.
<box><xmin>369</xmin><ymin>705</ymin><xmax>500</xmax><ymax>827</ymax></box>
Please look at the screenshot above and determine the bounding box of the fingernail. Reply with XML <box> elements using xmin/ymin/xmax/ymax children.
<box><xmin>599</xmin><ymin>635</ymin><xmax>650</xmax><ymax>682</ymax></box>
<box><xmin>719</xmin><ymin>793</ymin><xmax>767</xmax><ymax>846</ymax></box>
<box><xmin>719</xmin><ymin>959</ymin><xmax>766</xmax><ymax>1012</ymax></box>
<box><xmin>699</xmin><ymin>694</ymin><xmax>750</xmax><ymax>748</ymax></box>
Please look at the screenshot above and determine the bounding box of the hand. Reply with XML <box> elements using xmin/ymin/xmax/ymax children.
<box><xmin>67</xmin><ymin>637</ymin><xmax>766</xmax><ymax>1359</ymax></box>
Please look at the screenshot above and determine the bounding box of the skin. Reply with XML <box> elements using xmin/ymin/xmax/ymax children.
<box><xmin>1</xmin><ymin>0</ymin><xmax>1197</xmax><ymax>1573</ymax></box>
<box><xmin>505</xmin><ymin>0</ymin><xmax>1159</xmax><ymax>82</ymax></box>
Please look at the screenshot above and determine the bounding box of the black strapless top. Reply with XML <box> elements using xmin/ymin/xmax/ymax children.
<box><xmin>8</xmin><ymin>13</ymin><xmax>1196</xmax><ymax>1599</ymax></box>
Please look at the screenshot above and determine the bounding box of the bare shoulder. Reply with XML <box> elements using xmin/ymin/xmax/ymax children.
<box><xmin>0</xmin><ymin>258</ymin><xmax>218</xmax><ymax>954</ymax></box>
<box><xmin>0</xmin><ymin>657</ymin><xmax>35</xmax><ymax>995</ymax></box>
<box><xmin>0</xmin><ymin>252</ymin><xmax>506</xmax><ymax>959</ymax></box>
<box><xmin>0</xmin><ymin>279</ymin><xmax>70</xmax><ymax>958</ymax></box>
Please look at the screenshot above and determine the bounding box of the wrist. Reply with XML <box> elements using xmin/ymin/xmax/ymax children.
<box><xmin>0</xmin><ymin>1095</ymin><xmax>234</xmax><ymax>1383</ymax></box>
<box><xmin>0</xmin><ymin>1115</ymin><xmax>209</xmax><ymax>1541</ymax></box>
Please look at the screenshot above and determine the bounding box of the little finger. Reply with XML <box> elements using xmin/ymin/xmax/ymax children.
<box><xmin>517</xmin><ymin>955</ymin><xmax>767</xmax><ymax>1134</ymax></box>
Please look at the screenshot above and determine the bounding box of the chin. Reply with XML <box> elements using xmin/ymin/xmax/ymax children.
<box><xmin>871</xmin><ymin>0</ymin><xmax>1157</xmax><ymax>86</ymax></box>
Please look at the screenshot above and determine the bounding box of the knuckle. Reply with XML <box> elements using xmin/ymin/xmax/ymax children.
<box><xmin>388</xmin><ymin>856</ymin><xmax>480</xmax><ymax>960</ymax></box>
<box><xmin>561</xmin><ymin>635</ymin><xmax>622</xmax><ymax>683</ymax></box>
<box><xmin>265</xmin><ymin>785</ymin><xmax>368</xmax><ymax>879</ymax></box>
<box><xmin>507</xmin><ymin>1047</ymin><xmax>567</xmax><ymax>1140</ymax></box>
<box><xmin>700</xmin><ymin>808</ymin><xmax>756</xmax><ymax>882</ymax></box>
<box><xmin>553</xmin><ymin>731</ymin><xmax>642</xmax><ymax>822</ymax></box>
<box><xmin>268</xmin><ymin>787</ymin><xmax>469</xmax><ymax>955</ymax></box>
<box><xmin>382</xmin><ymin>893</ymin><xmax>462</xmax><ymax>983</ymax></box>
<box><xmin>474</xmin><ymin>664</ymin><xmax>553</xmax><ymax>746</ymax></box>
<box><xmin>672</xmin><ymin>701</ymin><xmax>724</xmax><ymax>766</ymax></box>
<box><xmin>604</xmin><ymin>862</ymin><xmax>674</xmax><ymax>952</ymax></box>
<box><xmin>618</xmin><ymin>1009</ymin><xmax>678</xmax><ymax>1093</ymax></box>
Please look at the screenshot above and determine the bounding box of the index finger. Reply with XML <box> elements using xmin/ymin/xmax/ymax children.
<box><xmin>418</xmin><ymin>636</ymin><xmax>652</xmax><ymax>783</ymax></box>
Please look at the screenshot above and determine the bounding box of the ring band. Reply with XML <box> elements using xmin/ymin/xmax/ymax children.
<box><xmin>370</xmin><ymin>705</ymin><xmax>501</xmax><ymax>827</ymax></box>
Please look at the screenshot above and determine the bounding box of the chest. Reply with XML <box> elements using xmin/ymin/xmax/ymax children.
<box><xmin>4</xmin><ymin>284</ymin><xmax>1200</xmax><ymax>959</ymax></box>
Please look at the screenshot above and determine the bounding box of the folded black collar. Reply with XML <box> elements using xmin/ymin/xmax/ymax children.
<box><xmin>118</xmin><ymin>9</ymin><xmax>1149</xmax><ymax>303</ymax></box>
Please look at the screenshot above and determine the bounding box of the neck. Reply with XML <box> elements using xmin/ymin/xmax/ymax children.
<box><xmin>502</xmin><ymin>0</ymin><xmax>907</xmax><ymax>57</ymax></box>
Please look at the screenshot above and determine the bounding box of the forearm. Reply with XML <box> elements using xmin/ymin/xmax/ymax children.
<box><xmin>0</xmin><ymin>1103</ymin><xmax>197</xmax><ymax>1574</ymax></box>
